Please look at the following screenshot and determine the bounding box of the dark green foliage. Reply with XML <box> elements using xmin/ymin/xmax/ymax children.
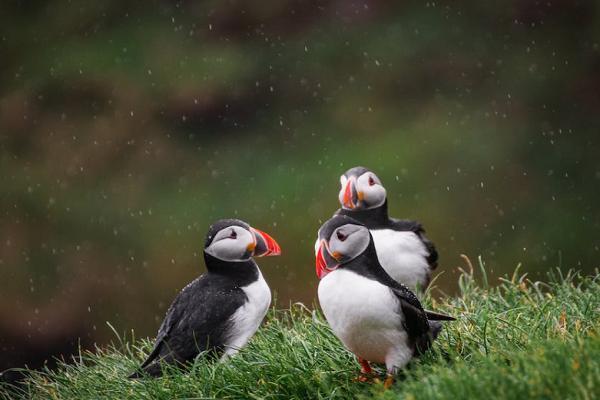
<box><xmin>3</xmin><ymin>267</ymin><xmax>598</xmax><ymax>399</ymax></box>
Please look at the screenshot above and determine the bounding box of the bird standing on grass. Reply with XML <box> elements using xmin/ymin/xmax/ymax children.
<box><xmin>335</xmin><ymin>166</ymin><xmax>438</xmax><ymax>291</ymax></box>
<box><xmin>316</xmin><ymin>215</ymin><xmax>454</xmax><ymax>388</ymax></box>
<box><xmin>129</xmin><ymin>219</ymin><xmax>281</xmax><ymax>378</ymax></box>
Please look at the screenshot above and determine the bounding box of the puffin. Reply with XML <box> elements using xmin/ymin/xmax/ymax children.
<box><xmin>335</xmin><ymin>166</ymin><xmax>438</xmax><ymax>291</ymax></box>
<box><xmin>129</xmin><ymin>219</ymin><xmax>281</xmax><ymax>378</ymax></box>
<box><xmin>316</xmin><ymin>215</ymin><xmax>454</xmax><ymax>388</ymax></box>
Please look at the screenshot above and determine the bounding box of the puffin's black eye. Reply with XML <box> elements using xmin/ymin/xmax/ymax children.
<box><xmin>229</xmin><ymin>229</ymin><xmax>237</xmax><ymax>239</ymax></box>
<box><xmin>368</xmin><ymin>176</ymin><xmax>375</xmax><ymax>186</ymax></box>
<box><xmin>336</xmin><ymin>231</ymin><xmax>347</xmax><ymax>242</ymax></box>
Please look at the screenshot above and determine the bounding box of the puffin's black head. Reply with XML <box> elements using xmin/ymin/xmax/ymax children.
<box><xmin>339</xmin><ymin>166</ymin><xmax>387</xmax><ymax>210</ymax></box>
<box><xmin>315</xmin><ymin>215</ymin><xmax>372</xmax><ymax>279</ymax></box>
<box><xmin>204</xmin><ymin>219</ymin><xmax>281</xmax><ymax>262</ymax></box>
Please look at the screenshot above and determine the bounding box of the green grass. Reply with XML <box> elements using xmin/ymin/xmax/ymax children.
<box><xmin>3</xmin><ymin>264</ymin><xmax>599</xmax><ymax>400</ymax></box>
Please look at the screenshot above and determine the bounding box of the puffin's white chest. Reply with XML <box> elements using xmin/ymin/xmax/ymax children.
<box><xmin>223</xmin><ymin>271</ymin><xmax>271</xmax><ymax>357</ymax></box>
<box><xmin>318</xmin><ymin>269</ymin><xmax>411</xmax><ymax>365</ymax></box>
<box><xmin>370</xmin><ymin>229</ymin><xmax>430</xmax><ymax>290</ymax></box>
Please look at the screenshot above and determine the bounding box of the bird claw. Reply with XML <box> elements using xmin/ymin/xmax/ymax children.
<box><xmin>353</xmin><ymin>373</ymin><xmax>382</xmax><ymax>384</ymax></box>
<box><xmin>352</xmin><ymin>375</ymin><xmax>392</xmax><ymax>387</ymax></box>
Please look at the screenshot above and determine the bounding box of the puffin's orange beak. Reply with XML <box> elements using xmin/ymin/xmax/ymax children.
<box><xmin>315</xmin><ymin>240</ymin><xmax>339</xmax><ymax>279</ymax></box>
<box><xmin>342</xmin><ymin>177</ymin><xmax>358</xmax><ymax>209</ymax></box>
<box><xmin>250</xmin><ymin>227</ymin><xmax>281</xmax><ymax>257</ymax></box>
<box><xmin>316</xmin><ymin>241</ymin><xmax>328</xmax><ymax>279</ymax></box>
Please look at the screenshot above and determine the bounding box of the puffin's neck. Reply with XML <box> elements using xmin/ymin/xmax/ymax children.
<box><xmin>337</xmin><ymin>200</ymin><xmax>389</xmax><ymax>228</ymax></box>
<box><xmin>343</xmin><ymin>240</ymin><xmax>398</xmax><ymax>287</ymax></box>
<box><xmin>203</xmin><ymin>252</ymin><xmax>259</xmax><ymax>286</ymax></box>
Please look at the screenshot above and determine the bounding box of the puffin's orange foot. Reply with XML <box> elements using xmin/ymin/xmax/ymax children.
<box><xmin>358</xmin><ymin>358</ymin><xmax>373</xmax><ymax>375</ymax></box>
<box><xmin>383</xmin><ymin>374</ymin><xmax>395</xmax><ymax>389</ymax></box>
<box><xmin>352</xmin><ymin>358</ymin><xmax>376</xmax><ymax>383</ymax></box>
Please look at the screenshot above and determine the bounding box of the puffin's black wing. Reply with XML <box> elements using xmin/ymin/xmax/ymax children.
<box><xmin>130</xmin><ymin>274</ymin><xmax>246</xmax><ymax>377</ymax></box>
<box><xmin>390</xmin><ymin>218</ymin><xmax>438</xmax><ymax>269</ymax></box>
<box><xmin>424</xmin><ymin>310</ymin><xmax>455</xmax><ymax>321</ymax></box>
<box><xmin>352</xmin><ymin>243</ymin><xmax>432</xmax><ymax>339</ymax></box>
<box><xmin>388</xmin><ymin>284</ymin><xmax>434</xmax><ymax>354</ymax></box>
<box><xmin>389</xmin><ymin>283</ymin><xmax>454</xmax><ymax>354</ymax></box>
<box><xmin>390</xmin><ymin>285</ymin><xmax>429</xmax><ymax>335</ymax></box>
<box><xmin>137</xmin><ymin>282</ymin><xmax>189</xmax><ymax>370</ymax></box>
<box><xmin>136</xmin><ymin>279</ymin><xmax>196</xmax><ymax>371</ymax></box>
<box><xmin>420</xmin><ymin>234</ymin><xmax>438</xmax><ymax>270</ymax></box>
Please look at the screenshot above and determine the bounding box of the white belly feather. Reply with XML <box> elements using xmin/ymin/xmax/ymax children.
<box><xmin>318</xmin><ymin>269</ymin><xmax>413</xmax><ymax>370</ymax></box>
<box><xmin>370</xmin><ymin>229</ymin><xmax>430</xmax><ymax>290</ymax></box>
<box><xmin>222</xmin><ymin>271</ymin><xmax>271</xmax><ymax>358</ymax></box>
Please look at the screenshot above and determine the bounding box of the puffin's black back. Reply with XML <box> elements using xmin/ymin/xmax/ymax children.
<box><xmin>132</xmin><ymin>273</ymin><xmax>248</xmax><ymax>377</ymax></box>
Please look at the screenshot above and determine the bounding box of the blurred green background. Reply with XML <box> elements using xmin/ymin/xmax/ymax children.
<box><xmin>1</xmin><ymin>0</ymin><xmax>599</xmax><ymax>372</ymax></box>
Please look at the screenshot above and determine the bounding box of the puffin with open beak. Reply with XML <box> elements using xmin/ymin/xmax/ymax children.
<box><xmin>335</xmin><ymin>166</ymin><xmax>438</xmax><ymax>291</ymax></box>
<box><xmin>316</xmin><ymin>215</ymin><xmax>454</xmax><ymax>388</ymax></box>
<box><xmin>129</xmin><ymin>219</ymin><xmax>281</xmax><ymax>378</ymax></box>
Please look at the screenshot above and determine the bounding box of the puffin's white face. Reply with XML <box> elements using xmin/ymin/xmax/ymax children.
<box><xmin>205</xmin><ymin>225</ymin><xmax>256</xmax><ymax>262</ymax></box>
<box><xmin>315</xmin><ymin>223</ymin><xmax>370</xmax><ymax>279</ymax></box>
<box><xmin>204</xmin><ymin>224</ymin><xmax>282</xmax><ymax>262</ymax></box>
<box><xmin>338</xmin><ymin>171</ymin><xmax>386</xmax><ymax>210</ymax></box>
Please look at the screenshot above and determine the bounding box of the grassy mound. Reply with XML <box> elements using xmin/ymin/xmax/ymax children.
<box><xmin>3</xmin><ymin>264</ymin><xmax>599</xmax><ymax>399</ymax></box>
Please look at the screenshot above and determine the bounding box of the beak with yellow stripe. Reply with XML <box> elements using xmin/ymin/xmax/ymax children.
<box><xmin>315</xmin><ymin>215</ymin><xmax>371</xmax><ymax>279</ymax></box>
<box><xmin>339</xmin><ymin>166</ymin><xmax>386</xmax><ymax>210</ymax></box>
<box><xmin>204</xmin><ymin>219</ymin><xmax>281</xmax><ymax>262</ymax></box>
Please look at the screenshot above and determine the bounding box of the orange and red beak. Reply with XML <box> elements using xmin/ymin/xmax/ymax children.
<box><xmin>342</xmin><ymin>177</ymin><xmax>359</xmax><ymax>209</ymax></box>
<box><xmin>250</xmin><ymin>227</ymin><xmax>281</xmax><ymax>257</ymax></box>
<box><xmin>315</xmin><ymin>240</ymin><xmax>339</xmax><ymax>279</ymax></box>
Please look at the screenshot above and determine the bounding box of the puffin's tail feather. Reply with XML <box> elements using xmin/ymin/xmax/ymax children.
<box><xmin>425</xmin><ymin>310</ymin><xmax>455</xmax><ymax>321</ymax></box>
<box><xmin>128</xmin><ymin>362</ymin><xmax>163</xmax><ymax>379</ymax></box>
<box><xmin>429</xmin><ymin>321</ymin><xmax>443</xmax><ymax>340</ymax></box>
<box><xmin>128</xmin><ymin>371</ymin><xmax>143</xmax><ymax>379</ymax></box>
